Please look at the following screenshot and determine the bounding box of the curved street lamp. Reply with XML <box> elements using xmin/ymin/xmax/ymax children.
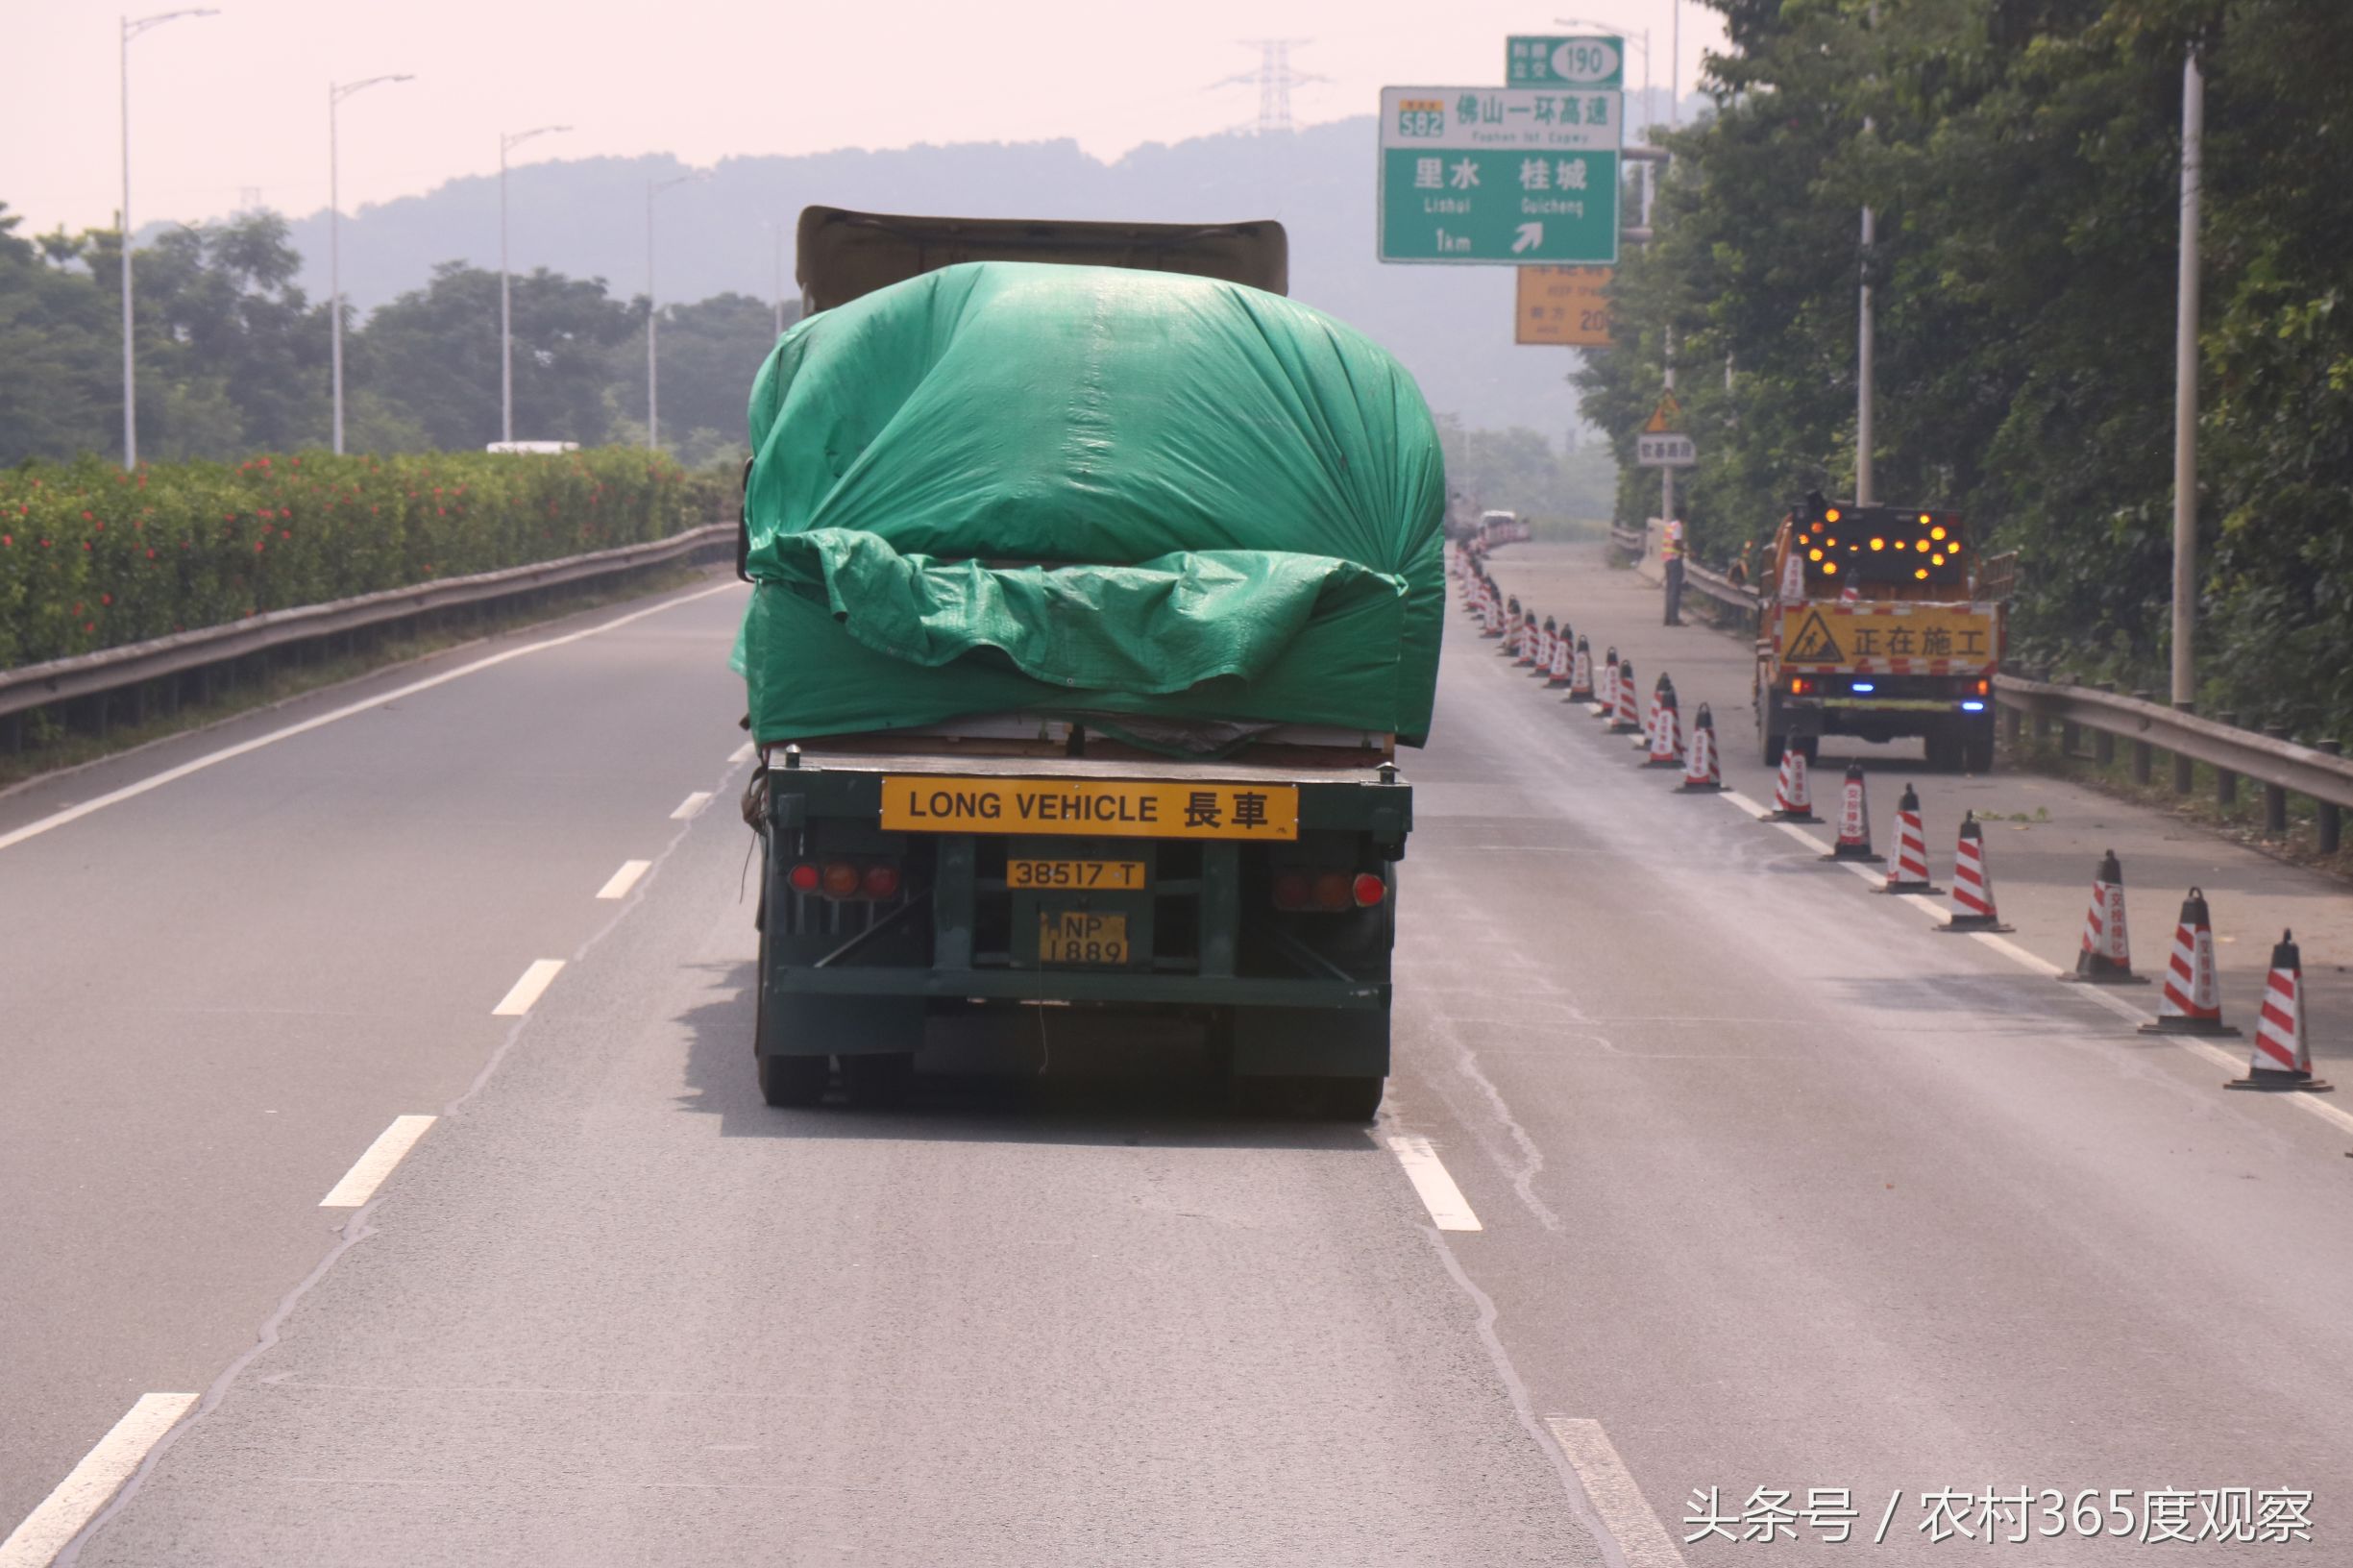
<box><xmin>119</xmin><ymin>8</ymin><xmax>222</xmax><ymax>470</ymax></box>
<box><xmin>645</xmin><ymin>170</ymin><xmax>708</xmax><ymax>452</ymax></box>
<box><xmin>329</xmin><ymin>73</ymin><xmax>415</xmax><ymax>454</ymax></box>
<box><xmin>499</xmin><ymin>124</ymin><xmax>570</xmax><ymax>444</ymax></box>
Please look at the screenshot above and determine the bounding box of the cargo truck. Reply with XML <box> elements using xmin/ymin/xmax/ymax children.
<box><xmin>734</xmin><ymin>208</ymin><xmax>1444</xmax><ymax>1120</ymax></box>
<box><xmin>1752</xmin><ymin>491</ymin><xmax>2002</xmax><ymax>771</ymax></box>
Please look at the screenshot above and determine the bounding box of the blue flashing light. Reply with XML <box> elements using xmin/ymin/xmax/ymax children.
<box><xmin>1850</xmin><ymin>681</ymin><xmax>1876</xmax><ymax>694</ymax></box>
<box><xmin>1960</xmin><ymin>700</ymin><xmax>1987</xmax><ymax>712</ymax></box>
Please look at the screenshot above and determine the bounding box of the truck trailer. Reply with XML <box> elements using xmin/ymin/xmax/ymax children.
<box><xmin>734</xmin><ymin>208</ymin><xmax>1445</xmax><ymax>1119</ymax></box>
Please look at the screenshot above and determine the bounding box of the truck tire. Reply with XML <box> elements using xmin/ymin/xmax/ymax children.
<box><xmin>842</xmin><ymin>1051</ymin><xmax>915</xmax><ymax>1109</ymax></box>
<box><xmin>758</xmin><ymin>1052</ymin><xmax>830</xmax><ymax>1108</ymax></box>
<box><xmin>1924</xmin><ymin>723</ymin><xmax>1965</xmax><ymax>772</ymax></box>
<box><xmin>1319</xmin><ymin>1075</ymin><xmax>1386</xmax><ymax>1123</ymax></box>
<box><xmin>1760</xmin><ymin>725</ymin><xmax>1785</xmax><ymax>769</ymax></box>
<box><xmin>1962</xmin><ymin>721</ymin><xmax>1996</xmax><ymax>774</ymax></box>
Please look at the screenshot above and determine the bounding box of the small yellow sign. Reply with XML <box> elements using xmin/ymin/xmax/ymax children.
<box><xmin>1642</xmin><ymin>392</ymin><xmax>1684</xmax><ymax>434</ymax></box>
<box><xmin>1515</xmin><ymin>266</ymin><xmax>1613</xmax><ymax>347</ymax></box>
<box><xmin>1775</xmin><ymin>605</ymin><xmax>1998</xmax><ymax>670</ymax></box>
<box><xmin>880</xmin><ymin>776</ymin><xmax>1300</xmax><ymax>841</ymax></box>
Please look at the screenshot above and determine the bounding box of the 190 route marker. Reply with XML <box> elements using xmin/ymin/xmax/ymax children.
<box><xmin>1378</xmin><ymin>85</ymin><xmax>1624</xmax><ymax>265</ymax></box>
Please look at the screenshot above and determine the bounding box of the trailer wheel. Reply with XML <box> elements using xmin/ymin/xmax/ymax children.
<box><xmin>1319</xmin><ymin>1075</ymin><xmax>1386</xmax><ymax>1123</ymax></box>
<box><xmin>1924</xmin><ymin>723</ymin><xmax>1965</xmax><ymax>772</ymax></box>
<box><xmin>758</xmin><ymin>1053</ymin><xmax>830</xmax><ymax>1108</ymax></box>
<box><xmin>1962</xmin><ymin>721</ymin><xmax>1996</xmax><ymax>774</ymax></box>
<box><xmin>842</xmin><ymin>1051</ymin><xmax>915</xmax><ymax>1109</ymax></box>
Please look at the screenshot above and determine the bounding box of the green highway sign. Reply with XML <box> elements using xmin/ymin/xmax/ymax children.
<box><xmin>1507</xmin><ymin>36</ymin><xmax>1626</xmax><ymax>90</ymax></box>
<box><xmin>1378</xmin><ymin>87</ymin><xmax>1623</xmax><ymax>265</ymax></box>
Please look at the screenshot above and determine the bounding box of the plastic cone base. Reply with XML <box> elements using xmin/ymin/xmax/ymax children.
<box><xmin>1642</xmin><ymin>756</ymin><xmax>1681</xmax><ymax>770</ymax></box>
<box><xmin>1824</xmin><ymin>845</ymin><xmax>1884</xmax><ymax>865</ymax></box>
<box><xmin>2223</xmin><ymin>1068</ymin><xmax>2335</xmax><ymax>1093</ymax></box>
<box><xmin>2057</xmin><ymin>959</ymin><xmax>2148</xmax><ymax>987</ymax></box>
<box><xmin>1936</xmin><ymin>915</ymin><xmax>2013</xmax><ymax>932</ymax></box>
<box><xmin>1568</xmin><ymin>686</ymin><xmax>1594</xmax><ymax>701</ymax></box>
<box><xmin>1764</xmin><ymin>808</ymin><xmax>1821</xmax><ymax>823</ymax></box>
<box><xmin>1607</xmin><ymin>720</ymin><xmax>1642</xmax><ymax>734</ymax></box>
<box><xmin>2139</xmin><ymin>1016</ymin><xmax>2241</xmax><ymax>1038</ymax></box>
<box><xmin>1875</xmin><ymin>879</ymin><xmax>1942</xmax><ymax>895</ymax></box>
<box><xmin>1675</xmin><ymin>780</ymin><xmax>1726</xmax><ymax>794</ymax></box>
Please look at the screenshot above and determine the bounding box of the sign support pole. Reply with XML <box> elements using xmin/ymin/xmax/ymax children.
<box><xmin>2170</xmin><ymin>45</ymin><xmax>2203</xmax><ymax>710</ymax></box>
<box><xmin>1659</xmin><ymin>327</ymin><xmax>1676</xmax><ymax>525</ymax></box>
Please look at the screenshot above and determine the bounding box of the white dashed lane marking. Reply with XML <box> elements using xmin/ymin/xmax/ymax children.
<box><xmin>596</xmin><ymin>860</ymin><xmax>650</xmax><ymax>900</ymax></box>
<box><xmin>1543</xmin><ymin>1418</ymin><xmax>1690</xmax><ymax>1568</ymax></box>
<box><xmin>0</xmin><ymin>1392</ymin><xmax>198</xmax><ymax>1567</ymax></box>
<box><xmin>1387</xmin><ymin>1135</ymin><xmax>1483</xmax><ymax>1231</ymax></box>
<box><xmin>492</xmin><ymin>959</ymin><xmax>565</xmax><ymax>1017</ymax></box>
<box><xmin>318</xmin><ymin>1115</ymin><xmax>438</xmax><ymax>1208</ymax></box>
<box><xmin>671</xmin><ymin>792</ymin><xmax>713</xmax><ymax>821</ymax></box>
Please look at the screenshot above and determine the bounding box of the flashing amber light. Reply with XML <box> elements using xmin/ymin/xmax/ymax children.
<box><xmin>1826</xmin><ymin>536</ymin><xmax>1838</xmax><ymax>548</ymax></box>
<box><xmin>1918</xmin><ymin>513</ymin><xmax>1932</xmax><ymax>525</ymax></box>
<box><xmin>1914</xmin><ymin>567</ymin><xmax>1930</xmax><ymax>580</ymax></box>
<box><xmin>1948</xmin><ymin>539</ymin><xmax>1962</xmax><ymax>553</ymax></box>
<box><xmin>1826</xmin><ymin>508</ymin><xmax>1842</xmax><ymax>523</ymax></box>
<box><xmin>1790</xmin><ymin>676</ymin><xmax>1814</xmax><ymax>695</ymax></box>
<box><xmin>1823</xmin><ymin>561</ymin><xmax>1839</xmax><ymax>575</ymax></box>
<box><xmin>1807</xmin><ymin>548</ymin><xmax>1824</xmax><ymax>562</ymax></box>
<box><xmin>1810</xmin><ymin>521</ymin><xmax>1824</xmax><ymax>533</ymax></box>
<box><xmin>1931</xmin><ymin>553</ymin><xmax>1946</xmax><ymax>566</ymax></box>
<box><xmin>1869</xmin><ymin>537</ymin><xmax>1885</xmax><ymax>551</ymax></box>
<box><xmin>1919</xmin><ymin>539</ymin><xmax>1933</xmax><ymax>552</ymax></box>
<box><xmin>1930</xmin><ymin>525</ymin><xmax>1948</xmax><ymax>541</ymax></box>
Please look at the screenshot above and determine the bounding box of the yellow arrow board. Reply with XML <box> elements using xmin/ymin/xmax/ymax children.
<box><xmin>1642</xmin><ymin>393</ymin><xmax>1682</xmax><ymax>434</ymax></box>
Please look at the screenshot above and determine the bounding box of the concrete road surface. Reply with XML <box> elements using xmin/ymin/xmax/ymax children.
<box><xmin>5</xmin><ymin>550</ymin><xmax>2348</xmax><ymax>1565</ymax></box>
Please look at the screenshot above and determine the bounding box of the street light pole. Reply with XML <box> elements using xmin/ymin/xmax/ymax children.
<box><xmin>1855</xmin><ymin>3</ymin><xmax>1880</xmax><ymax>504</ymax></box>
<box><xmin>329</xmin><ymin>73</ymin><xmax>413</xmax><ymax>455</ymax></box>
<box><xmin>2171</xmin><ymin>46</ymin><xmax>2204</xmax><ymax>708</ymax></box>
<box><xmin>645</xmin><ymin>171</ymin><xmax>704</xmax><ymax>452</ymax></box>
<box><xmin>500</xmin><ymin>124</ymin><xmax>570</xmax><ymax>445</ymax></box>
<box><xmin>119</xmin><ymin>8</ymin><xmax>220</xmax><ymax>471</ymax></box>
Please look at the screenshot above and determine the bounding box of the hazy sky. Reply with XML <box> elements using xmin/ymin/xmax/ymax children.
<box><xmin>7</xmin><ymin>0</ymin><xmax>1725</xmax><ymax>234</ymax></box>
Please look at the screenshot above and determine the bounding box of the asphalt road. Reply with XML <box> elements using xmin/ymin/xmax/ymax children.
<box><xmin>5</xmin><ymin>548</ymin><xmax>2349</xmax><ymax>1564</ymax></box>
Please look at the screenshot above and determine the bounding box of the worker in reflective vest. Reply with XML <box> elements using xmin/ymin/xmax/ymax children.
<box><xmin>1662</xmin><ymin>517</ymin><xmax>1688</xmax><ymax>626</ymax></box>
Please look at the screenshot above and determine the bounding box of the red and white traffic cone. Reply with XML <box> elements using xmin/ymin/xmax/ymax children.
<box><xmin>2059</xmin><ymin>849</ymin><xmax>2145</xmax><ymax>985</ymax></box>
<box><xmin>2140</xmin><ymin>888</ymin><xmax>2239</xmax><ymax>1036</ymax></box>
<box><xmin>1824</xmin><ymin>763</ymin><xmax>1883</xmax><ymax>864</ymax></box>
<box><xmin>1936</xmin><ymin>811</ymin><xmax>2013</xmax><ymax>931</ymax></box>
<box><xmin>1642</xmin><ymin>679</ymin><xmax>1683</xmax><ymax>768</ymax></box>
<box><xmin>1546</xmin><ymin>620</ymin><xmax>1573</xmax><ymax>686</ymax></box>
<box><xmin>1878</xmin><ymin>784</ymin><xmax>1938</xmax><ymax>893</ymax></box>
<box><xmin>1607</xmin><ymin>657</ymin><xmax>1644</xmax><ymax>733</ymax></box>
<box><xmin>1566</xmin><ymin>635</ymin><xmax>1595</xmax><ymax>702</ymax></box>
<box><xmin>1594</xmin><ymin>647</ymin><xmax>1621</xmax><ymax>719</ymax></box>
<box><xmin>1515</xmin><ymin>611</ymin><xmax>1539</xmax><ymax>666</ymax></box>
<box><xmin>1765</xmin><ymin>745</ymin><xmax>1819</xmax><ymax>822</ymax></box>
<box><xmin>2226</xmin><ymin>931</ymin><xmax>2333</xmax><ymax>1092</ymax></box>
<box><xmin>1481</xmin><ymin>590</ymin><xmax>1502</xmax><ymax>638</ymax></box>
<box><xmin>1634</xmin><ymin>673</ymin><xmax>1670</xmax><ymax>750</ymax></box>
<box><xmin>1677</xmin><ymin>704</ymin><xmax>1725</xmax><ymax>792</ymax></box>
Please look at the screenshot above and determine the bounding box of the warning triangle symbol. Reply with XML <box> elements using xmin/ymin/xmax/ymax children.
<box><xmin>1785</xmin><ymin>610</ymin><xmax>1844</xmax><ymax>663</ymax></box>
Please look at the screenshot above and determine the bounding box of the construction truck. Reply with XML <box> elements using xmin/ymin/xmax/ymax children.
<box><xmin>1752</xmin><ymin>491</ymin><xmax>2001</xmax><ymax>772</ymax></box>
<box><xmin>732</xmin><ymin>207</ymin><xmax>1441</xmax><ymax>1121</ymax></box>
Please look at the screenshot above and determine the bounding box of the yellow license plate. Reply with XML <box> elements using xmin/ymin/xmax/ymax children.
<box><xmin>1039</xmin><ymin>911</ymin><xmax>1129</xmax><ymax>966</ymax></box>
<box><xmin>1009</xmin><ymin>858</ymin><xmax>1147</xmax><ymax>891</ymax></box>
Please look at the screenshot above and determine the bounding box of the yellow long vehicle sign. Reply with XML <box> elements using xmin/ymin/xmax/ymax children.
<box><xmin>880</xmin><ymin>776</ymin><xmax>1299</xmax><ymax>840</ymax></box>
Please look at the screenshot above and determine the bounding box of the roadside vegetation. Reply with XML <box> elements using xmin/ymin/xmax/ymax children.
<box><xmin>1580</xmin><ymin>0</ymin><xmax>2353</xmax><ymax>744</ymax></box>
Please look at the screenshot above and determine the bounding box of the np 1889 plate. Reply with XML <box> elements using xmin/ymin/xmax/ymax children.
<box><xmin>1008</xmin><ymin>859</ymin><xmax>1146</xmax><ymax>891</ymax></box>
<box><xmin>1038</xmin><ymin>911</ymin><xmax>1129</xmax><ymax>966</ymax></box>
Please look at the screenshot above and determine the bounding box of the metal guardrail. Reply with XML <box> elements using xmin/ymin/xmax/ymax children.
<box><xmin>0</xmin><ymin>522</ymin><xmax>733</xmax><ymax>724</ymax></box>
<box><xmin>1679</xmin><ymin>560</ymin><xmax>1759</xmax><ymax>632</ymax></box>
<box><xmin>1608</xmin><ymin>524</ymin><xmax>1644</xmax><ymax>555</ymax></box>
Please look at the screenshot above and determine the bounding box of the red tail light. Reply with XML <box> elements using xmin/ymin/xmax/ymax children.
<box><xmin>821</xmin><ymin>861</ymin><xmax>861</xmax><ymax>898</ymax></box>
<box><xmin>1352</xmin><ymin>873</ymin><xmax>1385</xmax><ymax>907</ymax></box>
<box><xmin>1313</xmin><ymin>872</ymin><xmax>1352</xmax><ymax>911</ymax></box>
<box><xmin>1272</xmin><ymin>870</ymin><xmax>1310</xmax><ymax>910</ymax></box>
<box><xmin>861</xmin><ymin>863</ymin><xmax>902</xmax><ymax>899</ymax></box>
<box><xmin>787</xmin><ymin>862</ymin><xmax>821</xmax><ymax>894</ymax></box>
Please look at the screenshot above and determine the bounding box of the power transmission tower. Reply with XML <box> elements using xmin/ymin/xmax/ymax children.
<box><xmin>1208</xmin><ymin>38</ymin><xmax>1328</xmax><ymax>135</ymax></box>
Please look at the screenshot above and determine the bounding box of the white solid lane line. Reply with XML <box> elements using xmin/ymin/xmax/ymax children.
<box><xmin>1543</xmin><ymin>1418</ymin><xmax>1691</xmax><ymax>1568</ymax></box>
<box><xmin>596</xmin><ymin>860</ymin><xmax>651</xmax><ymax>900</ymax></box>
<box><xmin>0</xmin><ymin>1392</ymin><xmax>198</xmax><ymax>1568</ymax></box>
<box><xmin>1717</xmin><ymin>789</ymin><xmax>1770</xmax><ymax>820</ymax></box>
<box><xmin>0</xmin><ymin>582</ymin><xmax>739</xmax><ymax>857</ymax></box>
<box><xmin>1387</xmin><ymin>1135</ymin><xmax>1483</xmax><ymax>1232</ymax></box>
<box><xmin>491</xmin><ymin>959</ymin><xmax>565</xmax><ymax>1017</ymax></box>
<box><xmin>729</xmin><ymin>742</ymin><xmax>756</xmax><ymax>764</ymax></box>
<box><xmin>318</xmin><ymin>1115</ymin><xmax>438</xmax><ymax>1209</ymax></box>
<box><xmin>670</xmin><ymin>791</ymin><xmax>713</xmax><ymax>821</ymax></box>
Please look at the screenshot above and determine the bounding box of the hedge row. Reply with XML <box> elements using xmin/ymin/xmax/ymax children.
<box><xmin>0</xmin><ymin>450</ymin><xmax>727</xmax><ymax>671</ymax></box>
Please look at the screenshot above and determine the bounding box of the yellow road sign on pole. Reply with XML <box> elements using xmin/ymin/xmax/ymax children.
<box><xmin>1514</xmin><ymin>266</ymin><xmax>1612</xmax><ymax>347</ymax></box>
<box><xmin>1642</xmin><ymin>392</ymin><xmax>1683</xmax><ymax>433</ymax></box>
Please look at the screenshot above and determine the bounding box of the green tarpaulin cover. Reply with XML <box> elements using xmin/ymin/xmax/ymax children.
<box><xmin>733</xmin><ymin>260</ymin><xmax>1446</xmax><ymax>747</ymax></box>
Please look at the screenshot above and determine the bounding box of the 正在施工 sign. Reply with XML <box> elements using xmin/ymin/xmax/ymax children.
<box><xmin>1379</xmin><ymin>86</ymin><xmax>1624</xmax><ymax>265</ymax></box>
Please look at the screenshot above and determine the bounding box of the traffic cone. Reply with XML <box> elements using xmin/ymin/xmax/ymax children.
<box><xmin>1546</xmin><ymin>620</ymin><xmax>1573</xmax><ymax>686</ymax></box>
<box><xmin>1765</xmin><ymin>745</ymin><xmax>1819</xmax><ymax>822</ymax></box>
<box><xmin>1607</xmin><ymin>658</ymin><xmax>1643</xmax><ymax>732</ymax></box>
<box><xmin>1878</xmin><ymin>784</ymin><xmax>1939</xmax><ymax>894</ymax></box>
<box><xmin>1482</xmin><ymin>592</ymin><xmax>1503</xmax><ymax>638</ymax></box>
<box><xmin>1515</xmin><ymin>610</ymin><xmax>1540</xmax><ymax>666</ymax></box>
<box><xmin>1642</xmin><ymin>681</ymin><xmax>1683</xmax><ymax>768</ymax></box>
<box><xmin>2139</xmin><ymin>888</ymin><xmax>2239</xmax><ymax>1036</ymax></box>
<box><xmin>1594</xmin><ymin>647</ymin><xmax>1621</xmax><ymax>719</ymax></box>
<box><xmin>1822</xmin><ymin>763</ymin><xmax>1882</xmax><ymax>863</ymax></box>
<box><xmin>1566</xmin><ymin>635</ymin><xmax>1595</xmax><ymax>702</ymax></box>
<box><xmin>1935</xmin><ymin>812</ymin><xmax>2013</xmax><ymax>931</ymax></box>
<box><xmin>2225</xmin><ymin>931</ymin><xmax>2333</xmax><ymax>1091</ymax></box>
<box><xmin>1677</xmin><ymin>704</ymin><xmax>1725</xmax><ymax>792</ymax></box>
<box><xmin>2059</xmin><ymin>850</ymin><xmax>2145</xmax><ymax>985</ymax></box>
<box><xmin>1636</xmin><ymin>673</ymin><xmax>1676</xmax><ymax>752</ymax></box>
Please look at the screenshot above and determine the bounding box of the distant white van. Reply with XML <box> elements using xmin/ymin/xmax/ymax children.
<box><xmin>484</xmin><ymin>441</ymin><xmax>579</xmax><ymax>454</ymax></box>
